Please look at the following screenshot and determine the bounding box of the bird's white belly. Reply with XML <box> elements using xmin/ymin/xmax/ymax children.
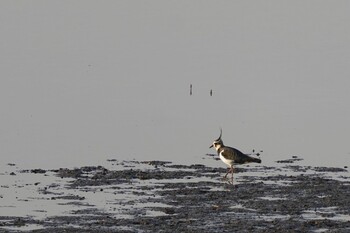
<box><xmin>219</xmin><ymin>153</ymin><xmax>234</xmax><ymax>166</ymax></box>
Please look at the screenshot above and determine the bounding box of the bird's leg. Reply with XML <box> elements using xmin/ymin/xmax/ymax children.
<box><xmin>224</xmin><ymin>167</ymin><xmax>232</xmax><ymax>179</ymax></box>
<box><xmin>231</xmin><ymin>165</ymin><xmax>235</xmax><ymax>181</ymax></box>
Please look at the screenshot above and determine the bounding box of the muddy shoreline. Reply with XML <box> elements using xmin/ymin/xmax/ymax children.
<box><xmin>0</xmin><ymin>159</ymin><xmax>349</xmax><ymax>232</ymax></box>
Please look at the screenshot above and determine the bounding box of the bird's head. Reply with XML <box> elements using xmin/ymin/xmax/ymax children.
<box><xmin>209</xmin><ymin>128</ymin><xmax>224</xmax><ymax>151</ymax></box>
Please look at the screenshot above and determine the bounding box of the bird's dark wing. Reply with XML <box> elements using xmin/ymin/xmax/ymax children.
<box><xmin>219</xmin><ymin>147</ymin><xmax>236</xmax><ymax>160</ymax></box>
<box><xmin>225</xmin><ymin>147</ymin><xmax>261</xmax><ymax>164</ymax></box>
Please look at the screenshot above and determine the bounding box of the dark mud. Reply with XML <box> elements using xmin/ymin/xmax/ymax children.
<box><xmin>0</xmin><ymin>159</ymin><xmax>349</xmax><ymax>232</ymax></box>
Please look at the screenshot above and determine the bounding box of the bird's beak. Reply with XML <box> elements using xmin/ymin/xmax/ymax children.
<box><xmin>209</xmin><ymin>144</ymin><xmax>213</xmax><ymax>148</ymax></box>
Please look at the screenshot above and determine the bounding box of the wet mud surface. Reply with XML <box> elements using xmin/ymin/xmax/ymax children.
<box><xmin>0</xmin><ymin>158</ymin><xmax>349</xmax><ymax>232</ymax></box>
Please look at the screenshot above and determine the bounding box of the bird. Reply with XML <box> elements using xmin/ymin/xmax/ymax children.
<box><xmin>209</xmin><ymin>129</ymin><xmax>261</xmax><ymax>181</ymax></box>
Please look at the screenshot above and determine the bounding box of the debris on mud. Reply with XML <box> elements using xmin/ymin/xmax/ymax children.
<box><xmin>276</xmin><ymin>156</ymin><xmax>304</xmax><ymax>163</ymax></box>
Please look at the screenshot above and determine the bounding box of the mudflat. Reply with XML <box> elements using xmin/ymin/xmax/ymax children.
<box><xmin>0</xmin><ymin>158</ymin><xmax>349</xmax><ymax>232</ymax></box>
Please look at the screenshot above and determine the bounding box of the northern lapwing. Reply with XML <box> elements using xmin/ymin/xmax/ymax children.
<box><xmin>210</xmin><ymin>129</ymin><xmax>261</xmax><ymax>181</ymax></box>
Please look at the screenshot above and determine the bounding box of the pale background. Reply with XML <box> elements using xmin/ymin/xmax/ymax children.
<box><xmin>1</xmin><ymin>1</ymin><xmax>349</xmax><ymax>168</ymax></box>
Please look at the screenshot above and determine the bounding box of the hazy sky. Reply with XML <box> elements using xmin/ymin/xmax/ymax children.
<box><xmin>1</xmin><ymin>1</ymin><xmax>349</xmax><ymax>168</ymax></box>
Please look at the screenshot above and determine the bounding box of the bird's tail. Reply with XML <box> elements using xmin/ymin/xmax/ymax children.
<box><xmin>250</xmin><ymin>157</ymin><xmax>261</xmax><ymax>163</ymax></box>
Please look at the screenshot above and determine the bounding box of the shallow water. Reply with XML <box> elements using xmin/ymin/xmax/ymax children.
<box><xmin>0</xmin><ymin>1</ymin><xmax>349</xmax><ymax>170</ymax></box>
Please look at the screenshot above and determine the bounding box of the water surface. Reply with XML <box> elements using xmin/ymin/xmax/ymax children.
<box><xmin>0</xmin><ymin>1</ymin><xmax>349</xmax><ymax>169</ymax></box>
